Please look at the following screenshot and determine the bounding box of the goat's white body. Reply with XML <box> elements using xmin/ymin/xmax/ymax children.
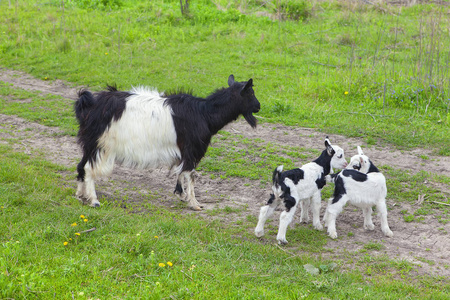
<box><xmin>324</xmin><ymin>171</ymin><xmax>393</xmax><ymax>239</ymax></box>
<box><xmin>96</xmin><ymin>88</ymin><xmax>181</xmax><ymax>175</ymax></box>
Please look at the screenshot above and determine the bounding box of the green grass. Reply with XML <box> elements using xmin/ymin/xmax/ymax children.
<box><xmin>0</xmin><ymin>0</ymin><xmax>449</xmax><ymax>153</ymax></box>
<box><xmin>1</xmin><ymin>143</ymin><xmax>449</xmax><ymax>299</ymax></box>
<box><xmin>1</xmin><ymin>0</ymin><xmax>450</xmax><ymax>298</ymax></box>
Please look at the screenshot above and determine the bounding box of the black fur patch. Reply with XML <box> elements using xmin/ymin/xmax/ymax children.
<box><xmin>315</xmin><ymin>173</ymin><xmax>326</xmax><ymax>189</ymax></box>
<box><xmin>367</xmin><ymin>160</ymin><xmax>379</xmax><ymax>173</ymax></box>
<box><xmin>74</xmin><ymin>86</ymin><xmax>130</xmax><ymax>181</ymax></box>
<box><xmin>267</xmin><ymin>193</ymin><xmax>275</xmax><ymax>205</ymax></box>
<box><xmin>164</xmin><ymin>77</ymin><xmax>260</xmax><ymax>173</ymax></box>
<box><xmin>173</xmin><ymin>181</ymin><xmax>183</xmax><ymax>195</ymax></box>
<box><xmin>281</xmin><ymin>189</ymin><xmax>296</xmax><ymax>212</ymax></box>
<box><xmin>279</xmin><ymin>168</ymin><xmax>304</xmax><ymax>185</ymax></box>
<box><xmin>331</xmin><ymin>175</ymin><xmax>347</xmax><ymax>204</ymax></box>
<box><xmin>342</xmin><ymin>169</ymin><xmax>368</xmax><ymax>182</ymax></box>
<box><xmin>313</xmin><ymin>149</ymin><xmax>334</xmax><ymax>176</ymax></box>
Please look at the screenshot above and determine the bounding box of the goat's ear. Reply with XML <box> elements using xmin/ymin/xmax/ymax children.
<box><xmin>325</xmin><ymin>137</ymin><xmax>334</xmax><ymax>156</ymax></box>
<box><xmin>357</xmin><ymin>146</ymin><xmax>364</xmax><ymax>156</ymax></box>
<box><xmin>359</xmin><ymin>157</ymin><xmax>364</xmax><ymax>164</ymax></box>
<box><xmin>228</xmin><ymin>74</ymin><xmax>235</xmax><ymax>87</ymax></box>
<box><xmin>240</xmin><ymin>78</ymin><xmax>253</xmax><ymax>95</ymax></box>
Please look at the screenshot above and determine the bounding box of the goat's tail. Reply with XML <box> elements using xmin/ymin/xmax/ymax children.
<box><xmin>272</xmin><ymin>165</ymin><xmax>283</xmax><ymax>187</ymax></box>
<box><xmin>271</xmin><ymin>165</ymin><xmax>284</xmax><ymax>197</ymax></box>
<box><xmin>75</xmin><ymin>89</ymin><xmax>96</xmax><ymax>123</ymax></box>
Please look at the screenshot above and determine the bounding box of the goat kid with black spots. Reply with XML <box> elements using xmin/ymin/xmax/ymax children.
<box><xmin>255</xmin><ymin>138</ymin><xmax>348</xmax><ymax>245</ymax></box>
<box><xmin>323</xmin><ymin>146</ymin><xmax>394</xmax><ymax>239</ymax></box>
<box><xmin>74</xmin><ymin>75</ymin><xmax>260</xmax><ymax>210</ymax></box>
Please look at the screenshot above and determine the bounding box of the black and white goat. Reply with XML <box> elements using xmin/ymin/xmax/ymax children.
<box><xmin>74</xmin><ymin>75</ymin><xmax>260</xmax><ymax>210</ymax></box>
<box><xmin>323</xmin><ymin>146</ymin><xmax>394</xmax><ymax>239</ymax></box>
<box><xmin>254</xmin><ymin>138</ymin><xmax>348</xmax><ymax>244</ymax></box>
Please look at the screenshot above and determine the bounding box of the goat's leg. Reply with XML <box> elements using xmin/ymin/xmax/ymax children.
<box><xmin>299</xmin><ymin>198</ymin><xmax>310</xmax><ymax>224</ymax></box>
<box><xmin>84</xmin><ymin>163</ymin><xmax>100</xmax><ymax>207</ymax></box>
<box><xmin>323</xmin><ymin>198</ymin><xmax>333</xmax><ymax>227</ymax></box>
<box><xmin>76</xmin><ymin>155</ymin><xmax>88</xmax><ymax>199</ymax></box>
<box><xmin>255</xmin><ymin>195</ymin><xmax>280</xmax><ymax>237</ymax></box>
<box><xmin>276</xmin><ymin>189</ymin><xmax>299</xmax><ymax>245</ymax></box>
<box><xmin>325</xmin><ymin>196</ymin><xmax>347</xmax><ymax>239</ymax></box>
<box><xmin>362</xmin><ymin>207</ymin><xmax>375</xmax><ymax>230</ymax></box>
<box><xmin>311</xmin><ymin>192</ymin><xmax>323</xmax><ymax>230</ymax></box>
<box><xmin>376</xmin><ymin>200</ymin><xmax>393</xmax><ymax>237</ymax></box>
<box><xmin>173</xmin><ymin>174</ymin><xmax>186</xmax><ymax>201</ymax></box>
<box><xmin>183</xmin><ymin>171</ymin><xmax>202</xmax><ymax>211</ymax></box>
<box><xmin>83</xmin><ymin>153</ymin><xmax>115</xmax><ymax>208</ymax></box>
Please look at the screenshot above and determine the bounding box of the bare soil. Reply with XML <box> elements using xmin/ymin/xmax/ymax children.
<box><xmin>1</xmin><ymin>68</ymin><xmax>449</xmax><ymax>278</ymax></box>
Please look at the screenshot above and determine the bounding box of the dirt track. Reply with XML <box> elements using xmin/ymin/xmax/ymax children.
<box><xmin>1</xmin><ymin>68</ymin><xmax>449</xmax><ymax>277</ymax></box>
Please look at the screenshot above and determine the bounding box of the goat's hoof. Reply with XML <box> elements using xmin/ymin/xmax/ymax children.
<box><xmin>254</xmin><ymin>229</ymin><xmax>264</xmax><ymax>237</ymax></box>
<box><xmin>384</xmin><ymin>230</ymin><xmax>394</xmax><ymax>237</ymax></box>
<box><xmin>328</xmin><ymin>232</ymin><xmax>338</xmax><ymax>239</ymax></box>
<box><xmin>364</xmin><ymin>224</ymin><xmax>375</xmax><ymax>230</ymax></box>
<box><xmin>190</xmin><ymin>205</ymin><xmax>202</xmax><ymax>211</ymax></box>
<box><xmin>90</xmin><ymin>202</ymin><xmax>101</xmax><ymax>208</ymax></box>
<box><xmin>314</xmin><ymin>224</ymin><xmax>324</xmax><ymax>231</ymax></box>
<box><xmin>277</xmin><ymin>238</ymin><xmax>288</xmax><ymax>245</ymax></box>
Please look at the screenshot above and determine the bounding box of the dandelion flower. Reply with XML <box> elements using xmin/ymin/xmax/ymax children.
<box><xmin>84</xmin><ymin>218</ymin><xmax>88</xmax><ymax>222</ymax></box>
<box><xmin>75</xmin><ymin>233</ymin><xmax>81</xmax><ymax>236</ymax></box>
<box><xmin>167</xmin><ymin>262</ymin><xmax>173</xmax><ymax>267</ymax></box>
<box><xmin>71</xmin><ymin>222</ymin><xmax>77</xmax><ymax>227</ymax></box>
<box><xmin>154</xmin><ymin>236</ymin><xmax>159</xmax><ymax>239</ymax></box>
<box><xmin>344</xmin><ymin>91</ymin><xmax>349</xmax><ymax>95</ymax></box>
<box><xmin>105</xmin><ymin>52</ymin><xmax>108</xmax><ymax>55</ymax></box>
<box><xmin>158</xmin><ymin>263</ymin><xmax>166</xmax><ymax>267</ymax></box>
<box><xmin>64</xmin><ymin>242</ymin><xmax>68</xmax><ymax>246</ymax></box>
<box><xmin>80</xmin><ymin>215</ymin><xmax>85</xmax><ymax>219</ymax></box>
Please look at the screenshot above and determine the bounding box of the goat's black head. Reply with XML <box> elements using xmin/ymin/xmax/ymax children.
<box><xmin>228</xmin><ymin>74</ymin><xmax>260</xmax><ymax>128</ymax></box>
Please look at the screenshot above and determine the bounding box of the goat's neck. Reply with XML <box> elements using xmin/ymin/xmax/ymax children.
<box><xmin>202</xmin><ymin>89</ymin><xmax>241</xmax><ymax>134</ymax></box>
<box><xmin>313</xmin><ymin>150</ymin><xmax>332</xmax><ymax>175</ymax></box>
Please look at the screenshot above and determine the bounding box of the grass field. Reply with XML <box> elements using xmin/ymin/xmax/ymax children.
<box><xmin>1</xmin><ymin>0</ymin><xmax>449</xmax><ymax>299</ymax></box>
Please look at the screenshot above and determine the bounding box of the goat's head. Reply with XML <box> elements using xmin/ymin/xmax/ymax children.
<box><xmin>325</xmin><ymin>137</ymin><xmax>348</xmax><ymax>170</ymax></box>
<box><xmin>347</xmin><ymin>146</ymin><xmax>371</xmax><ymax>174</ymax></box>
<box><xmin>228</xmin><ymin>74</ymin><xmax>260</xmax><ymax>128</ymax></box>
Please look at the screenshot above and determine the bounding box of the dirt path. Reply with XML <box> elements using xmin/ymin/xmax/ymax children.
<box><xmin>1</xmin><ymin>68</ymin><xmax>449</xmax><ymax>277</ymax></box>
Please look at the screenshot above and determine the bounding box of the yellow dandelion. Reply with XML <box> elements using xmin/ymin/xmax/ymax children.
<box><xmin>63</xmin><ymin>242</ymin><xmax>68</xmax><ymax>246</ymax></box>
<box><xmin>154</xmin><ymin>236</ymin><xmax>159</xmax><ymax>239</ymax></box>
<box><xmin>105</xmin><ymin>52</ymin><xmax>108</xmax><ymax>55</ymax></box>
<box><xmin>80</xmin><ymin>215</ymin><xmax>85</xmax><ymax>219</ymax></box>
<box><xmin>167</xmin><ymin>262</ymin><xmax>173</xmax><ymax>267</ymax></box>
<box><xmin>69</xmin><ymin>238</ymin><xmax>72</xmax><ymax>241</ymax></box>
<box><xmin>344</xmin><ymin>91</ymin><xmax>349</xmax><ymax>95</ymax></box>
<box><xmin>75</xmin><ymin>233</ymin><xmax>81</xmax><ymax>236</ymax></box>
<box><xmin>158</xmin><ymin>263</ymin><xmax>166</xmax><ymax>267</ymax></box>
<box><xmin>44</xmin><ymin>77</ymin><xmax>48</xmax><ymax>80</ymax></box>
<box><xmin>71</xmin><ymin>222</ymin><xmax>77</xmax><ymax>227</ymax></box>
<box><xmin>84</xmin><ymin>218</ymin><xmax>88</xmax><ymax>222</ymax></box>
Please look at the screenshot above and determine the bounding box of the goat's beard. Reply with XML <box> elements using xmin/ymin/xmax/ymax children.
<box><xmin>244</xmin><ymin>113</ymin><xmax>257</xmax><ymax>128</ymax></box>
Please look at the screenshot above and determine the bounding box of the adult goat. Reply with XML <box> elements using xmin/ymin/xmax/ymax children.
<box><xmin>75</xmin><ymin>75</ymin><xmax>260</xmax><ymax>210</ymax></box>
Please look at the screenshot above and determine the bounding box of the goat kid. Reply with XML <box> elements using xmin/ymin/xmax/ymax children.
<box><xmin>323</xmin><ymin>146</ymin><xmax>394</xmax><ymax>239</ymax></box>
<box><xmin>255</xmin><ymin>138</ymin><xmax>347</xmax><ymax>244</ymax></box>
<box><xmin>75</xmin><ymin>75</ymin><xmax>260</xmax><ymax>210</ymax></box>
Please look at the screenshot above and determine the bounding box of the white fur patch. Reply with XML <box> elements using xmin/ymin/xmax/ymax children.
<box><xmin>96</xmin><ymin>87</ymin><xmax>181</xmax><ymax>175</ymax></box>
